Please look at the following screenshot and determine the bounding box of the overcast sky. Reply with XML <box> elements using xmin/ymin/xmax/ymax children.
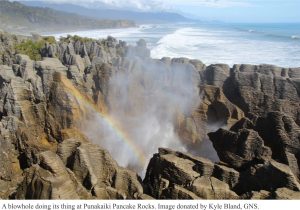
<box><xmin>19</xmin><ymin>0</ymin><xmax>300</xmax><ymax>23</ymax></box>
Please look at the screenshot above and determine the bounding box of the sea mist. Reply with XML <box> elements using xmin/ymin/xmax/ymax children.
<box><xmin>79</xmin><ymin>52</ymin><xmax>200</xmax><ymax>174</ymax></box>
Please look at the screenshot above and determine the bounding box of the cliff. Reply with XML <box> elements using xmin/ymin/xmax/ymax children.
<box><xmin>20</xmin><ymin>0</ymin><xmax>189</xmax><ymax>24</ymax></box>
<box><xmin>0</xmin><ymin>31</ymin><xmax>299</xmax><ymax>199</ymax></box>
<box><xmin>0</xmin><ymin>0</ymin><xmax>135</xmax><ymax>34</ymax></box>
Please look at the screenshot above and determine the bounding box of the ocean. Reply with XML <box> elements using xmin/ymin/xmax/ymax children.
<box><xmin>52</xmin><ymin>22</ymin><xmax>300</xmax><ymax>67</ymax></box>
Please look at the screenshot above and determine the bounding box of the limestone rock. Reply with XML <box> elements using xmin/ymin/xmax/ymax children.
<box><xmin>161</xmin><ymin>184</ymin><xmax>200</xmax><ymax>199</ymax></box>
<box><xmin>1</xmin><ymin>31</ymin><xmax>300</xmax><ymax>200</ymax></box>
<box><xmin>274</xmin><ymin>188</ymin><xmax>300</xmax><ymax>199</ymax></box>
<box><xmin>191</xmin><ymin>177</ymin><xmax>238</xmax><ymax>199</ymax></box>
<box><xmin>16</xmin><ymin>151</ymin><xmax>86</xmax><ymax>199</ymax></box>
<box><xmin>255</xmin><ymin>112</ymin><xmax>300</xmax><ymax>178</ymax></box>
<box><xmin>62</xmin><ymin>141</ymin><xmax>118</xmax><ymax>191</ymax></box>
<box><xmin>143</xmin><ymin>148</ymin><xmax>237</xmax><ymax>199</ymax></box>
<box><xmin>267</xmin><ymin>161</ymin><xmax>300</xmax><ymax>191</ymax></box>
<box><xmin>200</xmin><ymin>85</ymin><xmax>244</xmax><ymax>126</ymax></box>
<box><xmin>208</xmin><ymin>114</ymin><xmax>300</xmax><ymax>196</ymax></box>
<box><xmin>235</xmin><ymin>160</ymin><xmax>300</xmax><ymax>194</ymax></box>
<box><xmin>223</xmin><ymin>64</ymin><xmax>300</xmax><ymax>124</ymax></box>
<box><xmin>208</xmin><ymin>128</ymin><xmax>272</xmax><ymax>169</ymax></box>
<box><xmin>14</xmin><ymin>54</ymin><xmax>36</xmax><ymax>81</ymax></box>
<box><xmin>58</xmin><ymin>139</ymin><xmax>143</xmax><ymax>199</ymax></box>
<box><xmin>213</xmin><ymin>164</ymin><xmax>240</xmax><ymax>189</ymax></box>
<box><xmin>113</xmin><ymin>167</ymin><xmax>144</xmax><ymax>199</ymax></box>
<box><xmin>241</xmin><ymin>190</ymin><xmax>271</xmax><ymax>199</ymax></box>
<box><xmin>0</xmin><ymin>129</ymin><xmax>22</xmax><ymax>198</ymax></box>
<box><xmin>177</xmin><ymin>85</ymin><xmax>244</xmax><ymax>147</ymax></box>
<box><xmin>189</xmin><ymin>59</ymin><xmax>206</xmax><ymax>72</ymax></box>
<box><xmin>0</xmin><ymin>32</ymin><xmax>23</xmax><ymax>66</ymax></box>
<box><xmin>201</xmin><ymin>64</ymin><xmax>230</xmax><ymax>87</ymax></box>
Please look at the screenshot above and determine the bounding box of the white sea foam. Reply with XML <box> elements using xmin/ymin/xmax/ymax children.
<box><xmin>50</xmin><ymin>23</ymin><xmax>300</xmax><ymax>67</ymax></box>
<box><xmin>52</xmin><ymin>26</ymin><xmax>139</xmax><ymax>39</ymax></box>
<box><xmin>51</xmin><ymin>24</ymin><xmax>158</xmax><ymax>44</ymax></box>
<box><xmin>151</xmin><ymin>25</ymin><xmax>300</xmax><ymax>67</ymax></box>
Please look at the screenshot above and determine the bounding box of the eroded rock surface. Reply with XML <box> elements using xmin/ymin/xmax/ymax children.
<box><xmin>143</xmin><ymin>148</ymin><xmax>238</xmax><ymax>199</ymax></box>
<box><xmin>208</xmin><ymin>115</ymin><xmax>300</xmax><ymax>198</ymax></box>
<box><xmin>1</xmin><ymin>31</ymin><xmax>299</xmax><ymax>199</ymax></box>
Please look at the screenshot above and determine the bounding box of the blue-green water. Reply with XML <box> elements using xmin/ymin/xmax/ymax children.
<box><xmin>53</xmin><ymin>22</ymin><xmax>300</xmax><ymax>67</ymax></box>
<box><xmin>232</xmin><ymin>22</ymin><xmax>300</xmax><ymax>41</ymax></box>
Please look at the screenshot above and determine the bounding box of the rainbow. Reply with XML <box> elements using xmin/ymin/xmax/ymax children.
<box><xmin>58</xmin><ymin>74</ymin><xmax>146</xmax><ymax>166</ymax></box>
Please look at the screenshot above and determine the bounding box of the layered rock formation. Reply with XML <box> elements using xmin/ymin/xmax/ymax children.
<box><xmin>0</xmin><ymin>33</ymin><xmax>148</xmax><ymax>199</ymax></box>
<box><xmin>0</xmin><ymin>31</ymin><xmax>299</xmax><ymax>199</ymax></box>
<box><xmin>143</xmin><ymin>148</ymin><xmax>238</xmax><ymax>199</ymax></box>
<box><xmin>223</xmin><ymin>64</ymin><xmax>300</xmax><ymax>125</ymax></box>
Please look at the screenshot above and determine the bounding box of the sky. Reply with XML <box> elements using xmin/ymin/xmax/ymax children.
<box><xmin>18</xmin><ymin>0</ymin><xmax>300</xmax><ymax>23</ymax></box>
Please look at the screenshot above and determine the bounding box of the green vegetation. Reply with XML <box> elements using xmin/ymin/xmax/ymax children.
<box><xmin>59</xmin><ymin>35</ymin><xmax>95</xmax><ymax>43</ymax></box>
<box><xmin>42</xmin><ymin>36</ymin><xmax>56</xmax><ymax>45</ymax></box>
<box><xmin>16</xmin><ymin>36</ymin><xmax>56</xmax><ymax>61</ymax></box>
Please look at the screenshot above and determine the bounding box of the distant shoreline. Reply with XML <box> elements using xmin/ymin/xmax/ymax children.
<box><xmin>43</xmin><ymin>25</ymin><xmax>140</xmax><ymax>37</ymax></box>
<box><xmin>1</xmin><ymin>24</ymin><xmax>138</xmax><ymax>37</ymax></box>
<box><xmin>0</xmin><ymin>0</ymin><xmax>136</xmax><ymax>36</ymax></box>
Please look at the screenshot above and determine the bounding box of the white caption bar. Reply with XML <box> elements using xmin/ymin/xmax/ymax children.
<box><xmin>0</xmin><ymin>200</ymin><xmax>299</xmax><ymax>210</ymax></box>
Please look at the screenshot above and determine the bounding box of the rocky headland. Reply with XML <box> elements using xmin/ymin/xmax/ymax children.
<box><xmin>0</xmin><ymin>31</ymin><xmax>299</xmax><ymax>199</ymax></box>
<box><xmin>0</xmin><ymin>0</ymin><xmax>135</xmax><ymax>35</ymax></box>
